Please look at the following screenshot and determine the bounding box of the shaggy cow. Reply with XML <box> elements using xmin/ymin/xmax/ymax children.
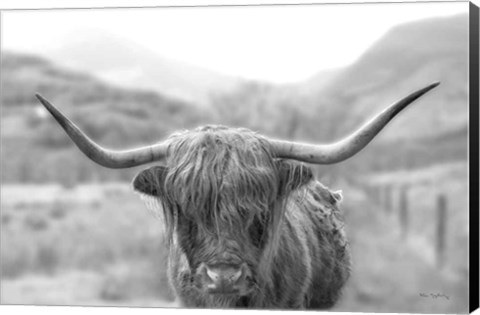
<box><xmin>35</xmin><ymin>82</ymin><xmax>438</xmax><ymax>309</ymax></box>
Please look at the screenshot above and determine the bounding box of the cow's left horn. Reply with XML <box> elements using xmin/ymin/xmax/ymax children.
<box><xmin>35</xmin><ymin>94</ymin><xmax>167</xmax><ymax>168</ymax></box>
<box><xmin>270</xmin><ymin>82</ymin><xmax>440</xmax><ymax>164</ymax></box>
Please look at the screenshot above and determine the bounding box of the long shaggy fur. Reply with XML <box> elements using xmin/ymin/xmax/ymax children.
<box><xmin>133</xmin><ymin>125</ymin><xmax>351</xmax><ymax>309</ymax></box>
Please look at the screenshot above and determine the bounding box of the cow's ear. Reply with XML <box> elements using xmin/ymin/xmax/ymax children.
<box><xmin>132</xmin><ymin>166</ymin><xmax>168</xmax><ymax>197</ymax></box>
<box><xmin>331</xmin><ymin>190</ymin><xmax>343</xmax><ymax>203</ymax></box>
<box><xmin>276</xmin><ymin>160</ymin><xmax>313</xmax><ymax>196</ymax></box>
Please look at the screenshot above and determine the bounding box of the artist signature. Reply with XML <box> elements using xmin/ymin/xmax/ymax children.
<box><xmin>419</xmin><ymin>292</ymin><xmax>450</xmax><ymax>300</ymax></box>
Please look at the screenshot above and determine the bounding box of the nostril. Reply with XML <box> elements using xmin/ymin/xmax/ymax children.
<box><xmin>205</xmin><ymin>264</ymin><xmax>243</xmax><ymax>284</ymax></box>
<box><xmin>230</xmin><ymin>268</ymin><xmax>242</xmax><ymax>282</ymax></box>
<box><xmin>206</xmin><ymin>268</ymin><xmax>220</xmax><ymax>282</ymax></box>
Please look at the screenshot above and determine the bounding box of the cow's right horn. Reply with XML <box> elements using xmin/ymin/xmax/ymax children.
<box><xmin>270</xmin><ymin>82</ymin><xmax>440</xmax><ymax>164</ymax></box>
<box><xmin>35</xmin><ymin>94</ymin><xmax>168</xmax><ymax>168</ymax></box>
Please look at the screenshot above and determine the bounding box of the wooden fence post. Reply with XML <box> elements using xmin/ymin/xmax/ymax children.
<box><xmin>384</xmin><ymin>185</ymin><xmax>392</xmax><ymax>214</ymax></box>
<box><xmin>367</xmin><ymin>185</ymin><xmax>373</xmax><ymax>202</ymax></box>
<box><xmin>399</xmin><ymin>185</ymin><xmax>409</xmax><ymax>238</ymax></box>
<box><xmin>368</xmin><ymin>185</ymin><xmax>379</xmax><ymax>205</ymax></box>
<box><xmin>436</xmin><ymin>194</ymin><xmax>447</xmax><ymax>268</ymax></box>
<box><xmin>374</xmin><ymin>185</ymin><xmax>381</xmax><ymax>204</ymax></box>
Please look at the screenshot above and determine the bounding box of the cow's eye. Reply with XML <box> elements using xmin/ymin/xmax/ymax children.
<box><xmin>249</xmin><ymin>214</ymin><xmax>267</xmax><ymax>248</ymax></box>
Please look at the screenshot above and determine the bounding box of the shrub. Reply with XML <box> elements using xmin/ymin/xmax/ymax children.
<box><xmin>1</xmin><ymin>213</ymin><xmax>12</xmax><ymax>226</ymax></box>
<box><xmin>14</xmin><ymin>202</ymin><xmax>29</xmax><ymax>211</ymax></box>
<box><xmin>24</xmin><ymin>214</ymin><xmax>49</xmax><ymax>231</ymax></box>
<box><xmin>49</xmin><ymin>201</ymin><xmax>67</xmax><ymax>220</ymax></box>
<box><xmin>1</xmin><ymin>252</ymin><xmax>31</xmax><ymax>279</ymax></box>
<box><xmin>99</xmin><ymin>275</ymin><xmax>129</xmax><ymax>301</ymax></box>
<box><xmin>36</xmin><ymin>244</ymin><xmax>59</xmax><ymax>274</ymax></box>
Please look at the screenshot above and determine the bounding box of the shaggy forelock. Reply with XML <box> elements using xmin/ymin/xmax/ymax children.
<box><xmin>161</xmin><ymin>126</ymin><xmax>281</xmax><ymax>240</ymax></box>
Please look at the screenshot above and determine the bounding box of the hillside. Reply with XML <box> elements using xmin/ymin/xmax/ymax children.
<box><xmin>1</xmin><ymin>52</ymin><xmax>209</xmax><ymax>183</ymax></box>
<box><xmin>208</xmin><ymin>14</ymin><xmax>469</xmax><ymax>146</ymax></box>
<box><xmin>0</xmin><ymin>14</ymin><xmax>470</xmax><ymax>184</ymax></box>
<box><xmin>306</xmin><ymin>14</ymin><xmax>468</xmax><ymax>143</ymax></box>
<box><xmin>40</xmin><ymin>30</ymin><xmax>243</xmax><ymax>106</ymax></box>
<box><xmin>203</xmin><ymin>13</ymin><xmax>469</xmax><ymax>177</ymax></box>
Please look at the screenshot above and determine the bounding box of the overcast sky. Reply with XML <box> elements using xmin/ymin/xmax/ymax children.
<box><xmin>2</xmin><ymin>2</ymin><xmax>468</xmax><ymax>83</ymax></box>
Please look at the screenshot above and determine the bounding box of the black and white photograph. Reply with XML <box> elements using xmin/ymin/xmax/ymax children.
<box><xmin>0</xmin><ymin>0</ymin><xmax>478</xmax><ymax>314</ymax></box>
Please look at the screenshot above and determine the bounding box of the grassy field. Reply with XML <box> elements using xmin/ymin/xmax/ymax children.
<box><xmin>0</xmin><ymin>162</ymin><xmax>469</xmax><ymax>312</ymax></box>
<box><xmin>1</xmin><ymin>183</ymin><xmax>175</xmax><ymax>306</ymax></box>
<box><xmin>334</xmin><ymin>182</ymin><xmax>469</xmax><ymax>313</ymax></box>
<box><xmin>363</xmin><ymin>162</ymin><xmax>469</xmax><ymax>276</ymax></box>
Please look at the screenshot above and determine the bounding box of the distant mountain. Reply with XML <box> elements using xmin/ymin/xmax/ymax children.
<box><xmin>205</xmin><ymin>14</ymin><xmax>470</xmax><ymax>176</ymax></box>
<box><xmin>41</xmin><ymin>30</ymin><xmax>243</xmax><ymax>106</ymax></box>
<box><xmin>0</xmin><ymin>52</ymin><xmax>209</xmax><ymax>183</ymax></box>
<box><xmin>292</xmin><ymin>68</ymin><xmax>343</xmax><ymax>97</ymax></box>
<box><xmin>0</xmin><ymin>13</ymin><xmax>470</xmax><ymax>183</ymax></box>
<box><xmin>1</xmin><ymin>51</ymin><xmax>210</xmax><ymax>142</ymax></box>
<box><xmin>305</xmin><ymin>14</ymin><xmax>468</xmax><ymax>143</ymax></box>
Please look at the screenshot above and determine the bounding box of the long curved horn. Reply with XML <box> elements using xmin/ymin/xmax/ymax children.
<box><xmin>270</xmin><ymin>82</ymin><xmax>440</xmax><ymax>164</ymax></box>
<box><xmin>35</xmin><ymin>94</ymin><xmax>168</xmax><ymax>169</ymax></box>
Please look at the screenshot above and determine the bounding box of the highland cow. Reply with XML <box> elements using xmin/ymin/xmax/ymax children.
<box><xmin>35</xmin><ymin>82</ymin><xmax>439</xmax><ymax>309</ymax></box>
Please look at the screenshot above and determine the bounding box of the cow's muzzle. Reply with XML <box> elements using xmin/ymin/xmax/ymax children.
<box><xmin>196</xmin><ymin>263</ymin><xmax>252</xmax><ymax>295</ymax></box>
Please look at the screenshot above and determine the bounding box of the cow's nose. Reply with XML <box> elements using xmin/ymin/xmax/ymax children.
<box><xmin>201</xmin><ymin>263</ymin><xmax>247</xmax><ymax>294</ymax></box>
<box><xmin>206</xmin><ymin>264</ymin><xmax>243</xmax><ymax>283</ymax></box>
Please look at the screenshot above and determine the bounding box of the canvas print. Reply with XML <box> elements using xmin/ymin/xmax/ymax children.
<box><xmin>0</xmin><ymin>1</ymin><xmax>474</xmax><ymax>313</ymax></box>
